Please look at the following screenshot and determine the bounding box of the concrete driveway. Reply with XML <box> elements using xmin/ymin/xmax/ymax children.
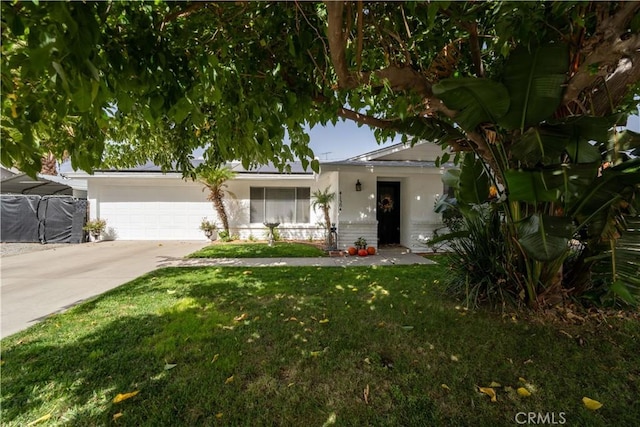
<box><xmin>1</xmin><ymin>241</ymin><xmax>206</xmax><ymax>338</ymax></box>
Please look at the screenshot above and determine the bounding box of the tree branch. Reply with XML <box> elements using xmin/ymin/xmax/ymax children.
<box><xmin>356</xmin><ymin>0</ymin><xmax>363</xmax><ymax>72</ymax></box>
<box><xmin>160</xmin><ymin>2</ymin><xmax>210</xmax><ymax>30</ymax></box>
<box><xmin>563</xmin><ymin>2</ymin><xmax>640</xmax><ymax>106</ymax></box>
<box><xmin>466</xmin><ymin>22</ymin><xmax>484</xmax><ymax>77</ymax></box>
<box><xmin>584</xmin><ymin>53</ymin><xmax>640</xmax><ymax>116</ymax></box>
<box><xmin>400</xmin><ymin>5</ymin><xmax>412</xmax><ymax>39</ymax></box>
<box><xmin>325</xmin><ymin>1</ymin><xmax>432</xmax><ymax>97</ymax></box>
<box><xmin>336</xmin><ymin>107</ymin><xmax>474</xmax><ymax>153</ymax></box>
<box><xmin>337</xmin><ymin>107</ymin><xmax>397</xmax><ymax>129</ymax></box>
<box><xmin>323</xmin><ymin>3</ymin><xmax>459</xmax><ymax>141</ymax></box>
<box><xmin>370</xmin><ymin>65</ymin><xmax>431</xmax><ymax>95</ymax></box>
<box><xmin>326</xmin><ymin>1</ymin><xmax>356</xmax><ymax>88</ymax></box>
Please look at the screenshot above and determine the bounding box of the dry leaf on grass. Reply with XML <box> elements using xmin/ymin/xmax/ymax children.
<box><xmin>113</xmin><ymin>390</ymin><xmax>139</xmax><ymax>403</ymax></box>
<box><xmin>517</xmin><ymin>387</ymin><xmax>532</xmax><ymax>397</ymax></box>
<box><xmin>26</xmin><ymin>413</ymin><xmax>51</xmax><ymax>426</ymax></box>
<box><xmin>478</xmin><ymin>386</ymin><xmax>497</xmax><ymax>402</ymax></box>
<box><xmin>583</xmin><ymin>397</ymin><xmax>603</xmax><ymax>410</ymax></box>
<box><xmin>234</xmin><ymin>313</ymin><xmax>248</xmax><ymax>322</ymax></box>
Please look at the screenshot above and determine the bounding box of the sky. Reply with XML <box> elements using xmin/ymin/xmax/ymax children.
<box><xmin>306</xmin><ymin>120</ymin><xmax>400</xmax><ymax>161</ymax></box>
<box><xmin>307</xmin><ymin>113</ymin><xmax>640</xmax><ymax>161</ymax></box>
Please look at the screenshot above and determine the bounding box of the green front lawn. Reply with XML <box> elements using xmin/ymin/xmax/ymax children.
<box><xmin>188</xmin><ymin>242</ymin><xmax>327</xmax><ymax>258</ymax></box>
<box><xmin>1</xmin><ymin>265</ymin><xmax>639</xmax><ymax>426</ymax></box>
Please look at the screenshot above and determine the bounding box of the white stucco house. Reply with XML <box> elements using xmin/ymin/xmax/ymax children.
<box><xmin>63</xmin><ymin>141</ymin><xmax>449</xmax><ymax>252</ymax></box>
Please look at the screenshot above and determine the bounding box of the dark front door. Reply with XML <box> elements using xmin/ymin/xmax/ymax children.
<box><xmin>377</xmin><ymin>181</ymin><xmax>400</xmax><ymax>245</ymax></box>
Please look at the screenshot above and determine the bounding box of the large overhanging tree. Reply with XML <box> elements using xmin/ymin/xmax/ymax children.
<box><xmin>2</xmin><ymin>1</ymin><xmax>639</xmax><ymax>307</ymax></box>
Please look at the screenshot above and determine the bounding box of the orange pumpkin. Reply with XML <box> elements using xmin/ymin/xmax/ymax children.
<box><xmin>367</xmin><ymin>246</ymin><xmax>376</xmax><ymax>255</ymax></box>
<box><xmin>347</xmin><ymin>247</ymin><xmax>357</xmax><ymax>256</ymax></box>
<box><xmin>358</xmin><ymin>249</ymin><xmax>368</xmax><ymax>257</ymax></box>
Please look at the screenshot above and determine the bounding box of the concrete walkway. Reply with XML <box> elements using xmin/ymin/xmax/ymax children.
<box><xmin>163</xmin><ymin>246</ymin><xmax>434</xmax><ymax>268</ymax></box>
<box><xmin>1</xmin><ymin>242</ymin><xmax>432</xmax><ymax>338</ymax></box>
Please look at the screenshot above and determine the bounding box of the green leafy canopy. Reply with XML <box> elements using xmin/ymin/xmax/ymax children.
<box><xmin>3</xmin><ymin>2</ymin><xmax>638</xmax><ymax>177</ymax></box>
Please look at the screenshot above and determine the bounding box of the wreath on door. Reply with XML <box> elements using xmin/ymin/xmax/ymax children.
<box><xmin>378</xmin><ymin>194</ymin><xmax>394</xmax><ymax>213</ymax></box>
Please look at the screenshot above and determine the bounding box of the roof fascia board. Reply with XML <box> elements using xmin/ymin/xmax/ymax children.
<box><xmin>347</xmin><ymin>141</ymin><xmax>424</xmax><ymax>161</ymax></box>
<box><xmin>234</xmin><ymin>173</ymin><xmax>315</xmax><ymax>180</ymax></box>
<box><xmin>66</xmin><ymin>171</ymin><xmax>314</xmax><ymax>180</ymax></box>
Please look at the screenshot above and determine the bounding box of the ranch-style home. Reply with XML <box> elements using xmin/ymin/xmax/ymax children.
<box><xmin>63</xmin><ymin>141</ymin><xmax>449</xmax><ymax>252</ymax></box>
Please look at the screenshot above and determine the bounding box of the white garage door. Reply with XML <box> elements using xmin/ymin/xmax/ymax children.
<box><xmin>96</xmin><ymin>181</ymin><xmax>211</xmax><ymax>240</ymax></box>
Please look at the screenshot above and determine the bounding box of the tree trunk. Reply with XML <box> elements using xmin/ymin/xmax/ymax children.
<box><xmin>323</xmin><ymin>206</ymin><xmax>333</xmax><ymax>247</ymax></box>
<box><xmin>212</xmin><ymin>189</ymin><xmax>230</xmax><ymax>233</ymax></box>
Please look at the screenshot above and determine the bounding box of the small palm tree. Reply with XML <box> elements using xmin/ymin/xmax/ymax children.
<box><xmin>40</xmin><ymin>151</ymin><xmax>58</xmax><ymax>175</ymax></box>
<box><xmin>198</xmin><ymin>167</ymin><xmax>237</xmax><ymax>235</ymax></box>
<box><xmin>311</xmin><ymin>186</ymin><xmax>336</xmax><ymax>248</ymax></box>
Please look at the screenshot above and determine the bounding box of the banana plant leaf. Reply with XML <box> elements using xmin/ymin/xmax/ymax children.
<box><xmin>609</xmin><ymin>280</ymin><xmax>638</xmax><ymax>305</ymax></box>
<box><xmin>517</xmin><ymin>214</ymin><xmax>571</xmax><ymax>261</ymax></box>
<box><xmin>457</xmin><ymin>153</ymin><xmax>491</xmax><ymax>205</ymax></box>
<box><xmin>569</xmin><ymin>159</ymin><xmax>640</xmax><ymax>238</ymax></box>
<box><xmin>546</xmin><ymin>163</ymin><xmax>600</xmax><ymax>206</ymax></box>
<box><xmin>511</xmin><ymin>115</ymin><xmax>621</xmax><ymax>166</ymax></box>
<box><xmin>547</xmin><ymin>114</ymin><xmax>623</xmax><ymax>143</ymax></box>
<box><xmin>504</xmin><ymin>169</ymin><xmax>560</xmax><ymax>203</ymax></box>
<box><xmin>564</xmin><ymin>139</ymin><xmax>602</xmax><ymax>163</ymax></box>
<box><xmin>498</xmin><ymin>44</ymin><xmax>569</xmax><ymax>131</ymax></box>
<box><xmin>505</xmin><ymin>162</ymin><xmax>602</xmax><ymax>206</ymax></box>
<box><xmin>432</xmin><ymin>77</ymin><xmax>510</xmax><ymax>131</ymax></box>
<box><xmin>588</xmin><ymin>215</ymin><xmax>640</xmax><ymax>305</ymax></box>
<box><xmin>519</xmin><ymin>213</ymin><xmax>576</xmax><ymax>238</ymax></box>
<box><xmin>510</xmin><ymin>126</ymin><xmax>569</xmax><ymax>166</ymax></box>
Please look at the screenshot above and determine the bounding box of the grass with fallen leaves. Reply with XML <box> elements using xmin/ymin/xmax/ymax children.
<box><xmin>1</xmin><ymin>265</ymin><xmax>639</xmax><ymax>426</ymax></box>
<box><xmin>188</xmin><ymin>241</ymin><xmax>327</xmax><ymax>258</ymax></box>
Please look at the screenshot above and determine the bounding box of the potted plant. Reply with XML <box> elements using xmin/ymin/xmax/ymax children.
<box><xmin>354</xmin><ymin>237</ymin><xmax>368</xmax><ymax>256</ymax></box>
<box><xmin>84</xmin><ymin>218</ymin><xmax>107</xmax><ymax>241</ymax></box>
<box><xmin>354</xmin><ymin>236</ymin><xmax>367</xmax><ymax>250</ymax></box>
<box><xmin>199</xmin><ymin>218</ymin><xmax>218</xmax><ymax>241</ymax></box>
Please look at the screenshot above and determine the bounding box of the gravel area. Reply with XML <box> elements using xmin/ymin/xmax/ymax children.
<box><xmin>0</xmin><ymin>242</ymin><xmax>75</xmax><ymax>257</ymax></box>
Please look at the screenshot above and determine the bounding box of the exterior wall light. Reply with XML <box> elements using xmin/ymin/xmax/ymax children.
<box><xmin>355</xmin><ymin>180</ymin><xmax>362</xmax><ymax>191</ymax></box>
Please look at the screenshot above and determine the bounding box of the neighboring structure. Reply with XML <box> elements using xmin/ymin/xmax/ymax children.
<box><xmin>63</xmin><ymin>141</ymin><xmax>449</xmax><ymax>251</ymax></box>
<box><xmin>1</xmin><ymin>165</ymin><xmax>20</xmax><ymax>180</ymax></box>
<box><xmin>0</xmin><ymin>172</ymin><xmax>87</xmax><ymax>197</ymax></box>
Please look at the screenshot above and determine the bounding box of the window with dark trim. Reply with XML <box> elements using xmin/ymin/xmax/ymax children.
<box><xmin>250</xmin><ymin>187</ymin><xmax>310</xmax><ymax>223</ymax></box>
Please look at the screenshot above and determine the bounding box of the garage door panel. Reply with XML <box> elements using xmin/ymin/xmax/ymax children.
<box><xmin>96</xmin><ymin>184</ymin><xmax>211</xmax><ymax>240</ymax></box>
